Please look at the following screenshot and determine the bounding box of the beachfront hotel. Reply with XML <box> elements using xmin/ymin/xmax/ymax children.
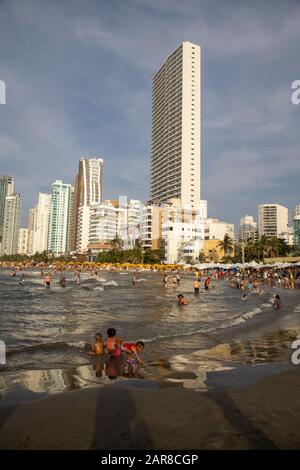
<box><xmin>47</xmin><ymin>180</ymin><xmax>74</xmax><ymax>255</ymax></box>
<box><xmin>150</xmin><ymin>41</ymin><xmax>201</xmax><ymax>209</ymax></box>
<box><xmin>71</xmin><ymin>157</ymin><xmax>104</xmax><ymax>253</ymax></box>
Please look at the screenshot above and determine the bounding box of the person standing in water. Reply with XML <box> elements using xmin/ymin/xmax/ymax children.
<box><xmin>132</xmin><ymin>272</ymin><xmax>137</xmax><ymax>286</ymax></box>
<box><xmin>204</xmin><ymin>277</ymin><xmax>211</xmax><ymax>290</ymax></box>
<box><xmin>44</xmin><ymin>272</ymin><xmax>52</xmax><ymax>289</ymax></box>
<box><xmin>273</xmin><ymin>295</ymin><xmax>282</xmax><ymax>310</ymax></box>
<box><xmin>194</xmin><ymin>279</ymin><xmax>200</xmax><ymax>294</ymax></box>
<box><xmin>89</xmin><ymin>333</ymin><xmax>104</xmax><ymax>356</ymax></box>
<box><xmin>163</xmin><ymin>274</ymin><xmax>168</xmax><ymax>287</ymax></box>
<box><xmin>59</xmin><ymin>273</ymin><xmax>66</xmax><ymax>288</ymax></box>
<box><xmin>105</xmin><ymin>328</ymin><xmax>123</xmax><ymax>357</ymax></box>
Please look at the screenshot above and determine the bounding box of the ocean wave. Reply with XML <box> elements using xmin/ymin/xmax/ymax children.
<box><xmin>6</xmin><ymin>340</ymin><xmax>89</xmax><ymax>357</ymax></box>
<box><xmin>102</xmin><ymin>280</ymin><xmax>119</xmax><ymax>287</ymax></box>
<box><xmin>140</xmin><ymin>305</ymin><xmax>266</xmax><ymax>344</ymax></box>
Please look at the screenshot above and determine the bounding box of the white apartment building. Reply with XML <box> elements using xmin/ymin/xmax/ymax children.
<box><xmin>88</xmin><ymin>198</ymin><xmax>143</xmax><ymax>253</ymax></box>
<box><xmin>258</xmin><ymin>204</ymin><xmax>288</xmax><ymax>238</ymax></box>
<box><xmin>32</xmin><ymin>193</ymin><xmax>51</xmax><ymax>254</ymax></box>
<box><xmin>162</xmin><ymin>199</ymin><xmax>205</xmax><ymax>264</ymax></box>
<box><xmin>18</xmin><ymin>228</ymin><xmax>29</xmax><ymax>255</ymax></box>
<box><xmin>72</xmin><ymin>157</ymin><xmax>104</xmax><ymax>253</ymax></box>
<box><xmin>27</xmin><ymin>207</ymin><xmax>36</xmax><ymax>255</ymax></box>
<box><xmin>278</xmin><ymin>227</ymin><xmax>294</xmax><ymax>246</ymax></box>
<box><xmin>118</xmin><ymin>197</ymin><xmax>143</xmax><ymax>249</ymax></box>
<box><xmin>48</xmin><ymin>180</ymin><xmax>73</xmax><ymax>255</ymax></box>
<box><xmin>1</xmin><ymin>193</ymin><xmax>21</xmax><ymax>256</ymax></box>
<box><xmin>89</xmin><ymin>201</ymin><xmax>120</xmax><ymax>253</ymax></box>
<box><xmin>239</xmin><ymin>215</ymin><xmax>258</xmax><ymax>241</ymax></box>
<box><xmin>141</xmin><ymin>199</ymin><xmax>207</xmax><ymax>264</ymax></box>
<box><xmin>150</xmin><ymin>41</ymin><xmax>201</xmax><ymax>209</ymax></box>
<box><xmin>205</xmin><ymin>218</ymin><xmax>234</xmax><ymax>241</ymax></box>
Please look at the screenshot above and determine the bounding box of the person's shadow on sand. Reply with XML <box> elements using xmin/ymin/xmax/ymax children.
<box><xmin>210</xmin><ymin>391</ymin><xmax>278</xmax><ymax>450</ymax></box>
<box><xmin>91</xmin><ymin>386</ymin><xmax>154</xmax><ymax>450</ymax></box>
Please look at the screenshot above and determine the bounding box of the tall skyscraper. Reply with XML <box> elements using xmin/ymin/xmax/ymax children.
<box><xmin>150</xmin><ymin>41</ymin><xmax>201</xmax><ymax>209</ymax></box>
<box><xmin>1</xmin><ymin>193</ymin><xmax>21</xmax><ymax>255</ymax></box>
<box><xmin>71</xmin><ymin>157</ymin><xmax>104</xmax><ymax>253</ymax></box>
<box><xmin>27</xmin><ymin>207</ymin><xmax>36</xmax><ymax>255</ymax></box>
<box><xmin>32</xmin><ymin>193</ymin><xmax>51</xmax><ymax>254</ymax></box>
<box><xmin>0</xmin><ymin>175</ymin><xmax>14</xmax><ymax>242</ymax></box>
<box><xmin>258</xmin><ymin>204</ymin><xmax>288</xmax><ymax>238</ymax></box>
<box><xmin>48</xmin><ymin>180</ymin><xmax>73</xmax><ymax>255</ymax></box>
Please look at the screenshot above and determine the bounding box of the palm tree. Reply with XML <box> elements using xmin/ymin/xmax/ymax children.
<box><xmin>111</xmin><ymin>235</ymin><xmax>123</xmax><ymax>252</ymax></box>
<box><xmin>217</xmin><ymin>234</ymin><xmax>234</xmax><ymax>259</ymax></box>
<box><xmin>265</xmin><ymin>237</ymin><xmax>280</xmax><ymax>258</ymax></box>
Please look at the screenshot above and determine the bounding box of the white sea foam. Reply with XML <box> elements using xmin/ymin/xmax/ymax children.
<box><xmin>103</xmin><ymin>280</ymin><xmax>119</xmax><ymax>287</ymax></box>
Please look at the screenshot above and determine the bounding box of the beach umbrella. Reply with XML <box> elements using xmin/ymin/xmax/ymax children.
<box><xmin>248</xmin><ymin>260</ymin><xmax>259</xmax><ymax>268</ymax></box>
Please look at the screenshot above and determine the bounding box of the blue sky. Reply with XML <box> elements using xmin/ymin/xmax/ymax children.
<box><xmin>0</xmin><ymin>0</ymin><xmax>299</xmax><ymax>229</ymax></box>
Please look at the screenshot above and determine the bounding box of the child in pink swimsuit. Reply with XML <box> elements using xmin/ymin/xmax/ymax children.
<box><xmin>105</xmin><ymin>328</ymin><xmax>123</xmax><ymax>357</ymax></box>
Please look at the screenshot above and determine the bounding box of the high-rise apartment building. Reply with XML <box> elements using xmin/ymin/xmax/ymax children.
<box><xmin>150</xmin><ymin>41</ymin><xmax>201</xmax><ymax>209</ymax></box>
<box><xmin>258</xmin><ymin>204</ymin><xmax>288</xmax><ymax>238</ymax></box>
<box><xmin>32</xmin><ymin>193</ymin><xmax>51</xmax><ymax>254</ymax></box>
<box><xmin>48</xmin><ymin>180</ymin><xmax>73</xmax><ymax>255</ymax></box>
<box><xmin>0</xmin><ymin>175</ymin><xmax>14</xmax><ymax>242</ymax></box>
<box><xmin>27</xmin><ymin>207</ymin><xmax>36</xmax><ymax>255</ymax></box>
<box><xmin>71</xmin><ymin>157</ymin><xmax>104</xmax><ymax>252</ymax></box>
<box><xmin>1</xmin><ymin>193</ymin><xmax>21</xmax><ymax>255</ymax></box>
<box><xmin>18</xmin><ymin>228</ymin><xmax>29</xmax><ymax>255</ymax></box>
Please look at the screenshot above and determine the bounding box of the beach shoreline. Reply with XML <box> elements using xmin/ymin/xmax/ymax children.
<box><xmin>0</xmin><ymin>366</ymin><xmax>300</xmax><ymax>450</ymax></box>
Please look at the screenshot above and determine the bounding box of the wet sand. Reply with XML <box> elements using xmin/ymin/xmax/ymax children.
<box><xmin>0</xmin><ymin>367</ymin><xmax>299</xmax><ymax>450</ymax></box>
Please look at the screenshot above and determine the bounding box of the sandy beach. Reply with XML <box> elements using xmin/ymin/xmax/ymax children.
<box><xmin>0</xmin><ymin>367</ymin><xmax>299</xmax><ymax>450</ymax></box>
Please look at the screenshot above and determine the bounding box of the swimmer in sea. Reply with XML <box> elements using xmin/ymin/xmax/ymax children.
<box><xmin>89</xmin><ymin>333</ymin><xmax>104</xmax><ymax>356</ymax></box>
<box><xmin>273</xmin><ymin>294</ymin><xmax>282</xmax><ymax>310</ymax></box>
<box><xmin>241</xmin><ymin>293</ymin><xmax>250</xmax><ymax>301</ymax></box>
<box><xmin>177</xmin><ymin>294</ymin><xmax>188</xmax><ymax>305</ymax></box>
<box><xmin>105</xmin><ymin>328</ymin><xmax>123</xmax><ymax>357</ymax></box>
<box><xmin>163</xmin><ymin>274</ymin><xmax>168</xmax><ymax>287</ymax></box>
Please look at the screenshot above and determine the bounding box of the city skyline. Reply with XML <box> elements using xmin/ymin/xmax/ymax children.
<box><xmin>1</xmin><ymin>0</ymin><xmax>300</xmax><ymax>229</ymax></box>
